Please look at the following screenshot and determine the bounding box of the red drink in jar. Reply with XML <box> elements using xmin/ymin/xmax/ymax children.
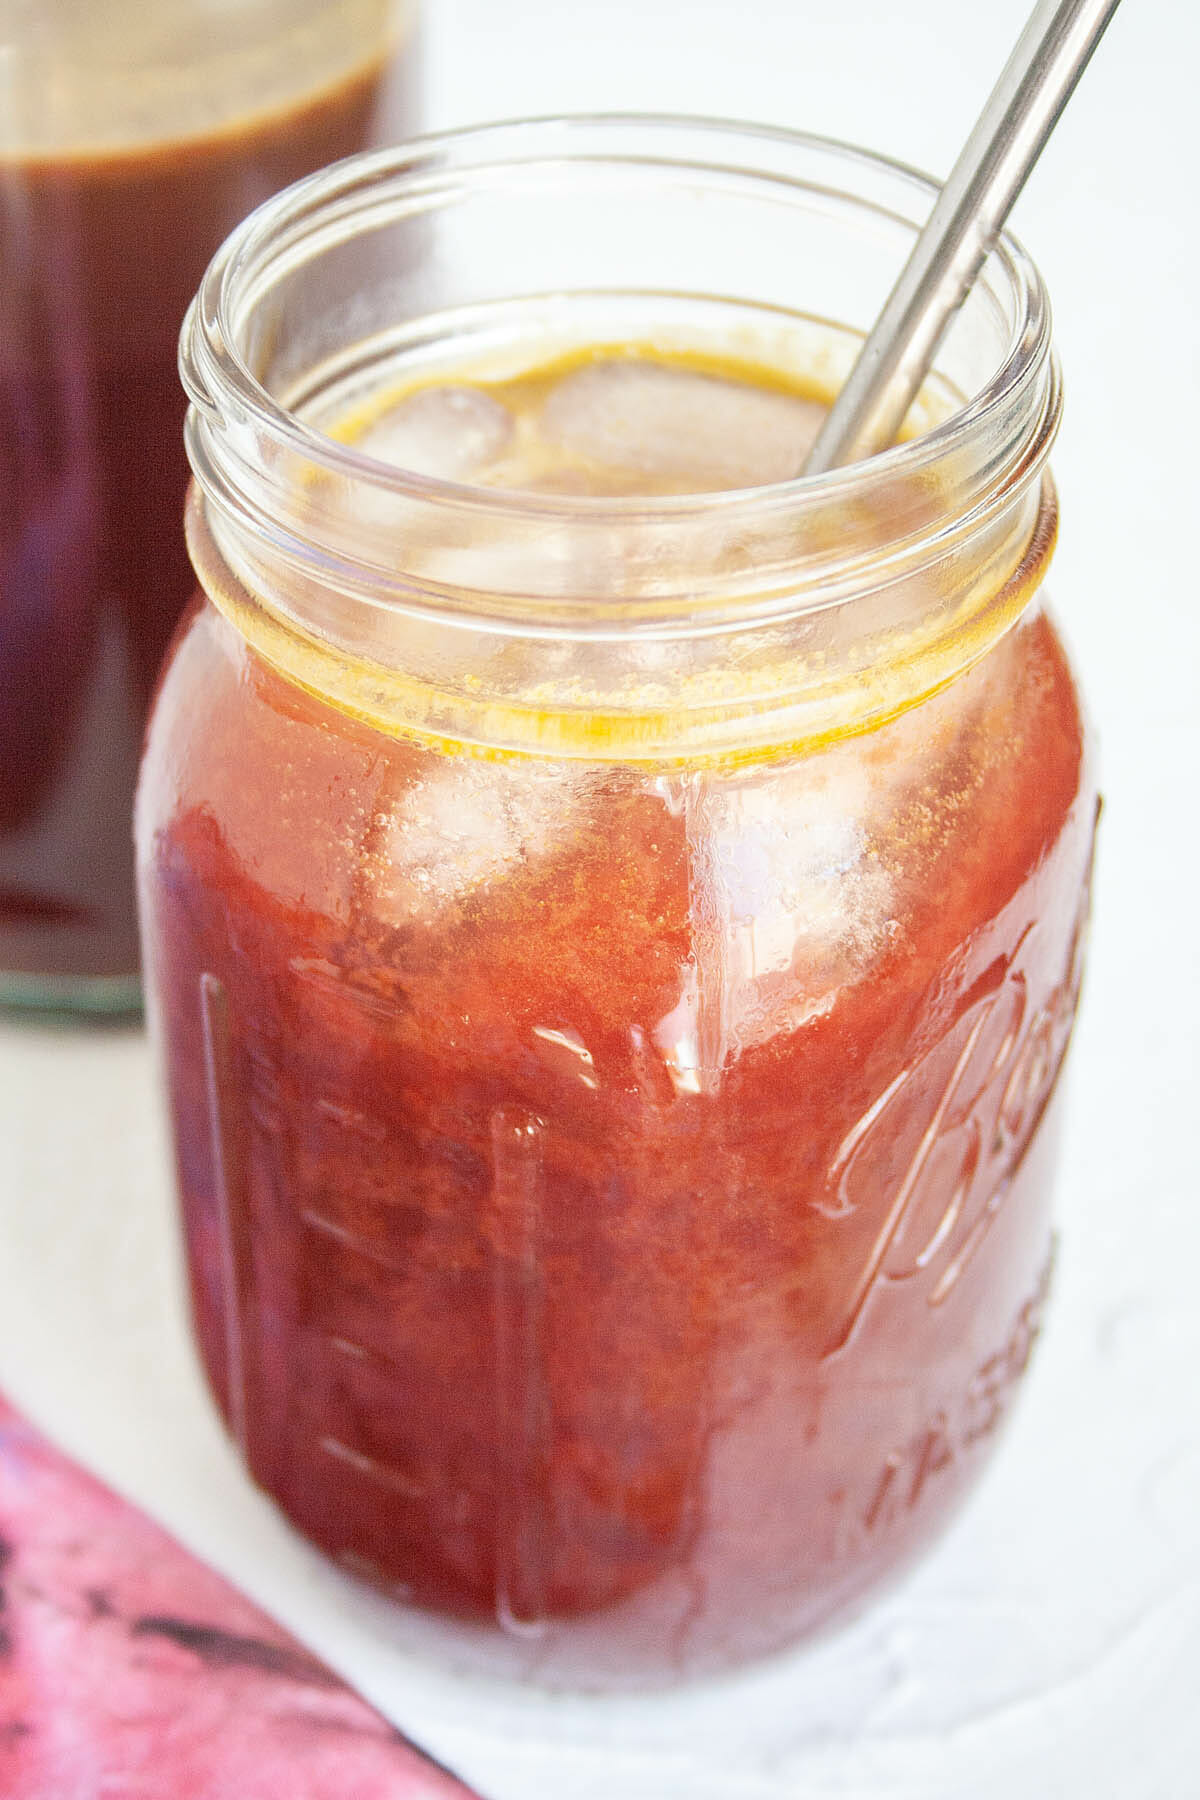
<box><xmin>138</xmin><ymin>121</ymin><xmax>1096</xmax><ymax>1685</ymax></box>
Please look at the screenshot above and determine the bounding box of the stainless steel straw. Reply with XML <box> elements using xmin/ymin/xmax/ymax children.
<box><xmin>802</xmin><ymin>0</ymin><xmax>1122</xmax><ymax>476</ymax></box>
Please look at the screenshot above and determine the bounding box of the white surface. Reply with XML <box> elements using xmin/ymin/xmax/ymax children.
<box><xmin>2</xmin><ymin>1</ymin><xmax>1199</xmax><ymax>1794</ymax></box>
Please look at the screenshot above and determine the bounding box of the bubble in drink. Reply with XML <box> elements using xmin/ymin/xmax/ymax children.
<box><xmin>355</xmin><ymin>384</ymin><xmax>514</xmax><ymax>481</ymax></box>
<box><xmin>539</xmin><ymin>357</ymin><xmax>826</xmax><ymax>491</ymax></box>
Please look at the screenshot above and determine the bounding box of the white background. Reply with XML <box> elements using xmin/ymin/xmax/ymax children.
<box><xmin>2</xmin><ymin>1</ymin><xmax>1198</xmax><ymax>1795</ymax></box>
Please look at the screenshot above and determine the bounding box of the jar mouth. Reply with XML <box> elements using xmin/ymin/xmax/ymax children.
<box><xmin>185</xmin><ymin>111</ymin><xmax>1052</xmax><ymax>504</ymax></box>
<box><xmin>181</xmin><ymin>113</ymin><xmax>1058</xmax><ymax>654</ymax></box>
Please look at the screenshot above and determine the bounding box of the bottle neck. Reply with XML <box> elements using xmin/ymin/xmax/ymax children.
<box><xmin>188</xmin><ymin>465</ymin><xmax>1056</xmax><ymax>764</ymax></box>
<box><xmin>181</xmin><ymin>118</ymin><xmax>1061</xmax><ymax>761</ymax></box>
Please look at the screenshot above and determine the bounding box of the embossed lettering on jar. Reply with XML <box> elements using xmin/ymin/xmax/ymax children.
<box><xmin>136</xmin><ymin>120</ymin><xmax>1097</xmax><ymax>1686</ymax></box>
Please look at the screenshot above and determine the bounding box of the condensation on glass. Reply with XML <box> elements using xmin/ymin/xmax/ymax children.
<box><xmin>0</xmin><ymin>0</ymin><xmax>417</xmax><ymax>1013</ymax></box>
<box><xmin>137</xmin><ymin>121</ymin><xmax>1098</xmax><ymax>1686</ymax></box>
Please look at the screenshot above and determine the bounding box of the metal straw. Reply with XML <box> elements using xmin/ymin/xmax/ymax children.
<box><xmin>803</xmin><ymin>0</ymin><xmax>1122</xmax><ymax>476</ymax></box>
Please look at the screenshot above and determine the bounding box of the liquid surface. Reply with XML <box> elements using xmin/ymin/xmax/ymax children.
<box><xmin>138</xmin><ymin>340</ymin><xmax>1096</xmax><ymax>1683</ymax></box>
<box><xmin>2</xmin><ymin>0</ymin><xmax>411</xmax><ymax>153</ymax></box>
<box><xmin>340</xmin><ymin>347</ymin><xmax>829</xmax><ymax>495</ymax></box>
<box><xmin>0</xmin><ymin>6</ymin><xmax>415</xmax><ymax>992</ymax></box>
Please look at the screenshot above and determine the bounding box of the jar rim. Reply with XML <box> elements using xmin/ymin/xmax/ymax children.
<box><xmin>183</xmin><ymin>112</ymin><xmax>1055</xmax><ymax>531</ymax></box>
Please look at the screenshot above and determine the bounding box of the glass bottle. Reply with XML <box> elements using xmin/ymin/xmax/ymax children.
<box><xmin>0</xmin><ymin>0</ymin><xmax>418</xmax><ymax>1013</ymax></box>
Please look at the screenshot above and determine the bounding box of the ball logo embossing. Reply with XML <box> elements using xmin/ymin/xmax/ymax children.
<box><xmin>822</xmin><ymin>906</ymin><xmax>1087</xmax><ymax>1359</ymax></box>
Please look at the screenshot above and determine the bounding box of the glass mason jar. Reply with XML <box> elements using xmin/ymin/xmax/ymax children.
<box><xmin>0</xmin><ymin>0</ymin><xmax>417</xmax><ymax>1015</ymax></box>
<box><xmin>138</xmin><ymin>119</ymin><xmax>1097</xmax><ymax>1687</ymax></box>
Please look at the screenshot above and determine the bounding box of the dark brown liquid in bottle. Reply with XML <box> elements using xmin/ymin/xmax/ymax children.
<box><xmin>0</xmin><ymin>37</ymin><xmax>414</xmax><ymax>1004</ymax></box>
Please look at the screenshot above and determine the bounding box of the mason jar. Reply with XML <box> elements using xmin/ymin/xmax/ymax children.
<box><xmin>137</xmin><ymin>118</ymin><xmax>1097</xmax><ymax>1687</ymax></box>
<box><xmin>0</xmin><ymin>0</ymin><xmax>418</xmax><ymax>1014</ymax></box>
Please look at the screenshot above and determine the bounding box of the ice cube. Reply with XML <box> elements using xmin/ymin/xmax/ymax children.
<box><xmin>654</xmin><ymin>752</ymin><xmax>898</xmax><ymax>1083</ymax></box>
<box><xmin>367</xmin><ymin>757</ymin><xmax>589</xmax><ymax>928</ymax></box>
<box><xmin>354</xmin><ymin>384</ymin><xmax>514</xmax><ymax>481</ymax></box>
<box><xmin>539</xmin><ymin>358</ymin><xmax>826</xmax><ymax>493</ymax></box>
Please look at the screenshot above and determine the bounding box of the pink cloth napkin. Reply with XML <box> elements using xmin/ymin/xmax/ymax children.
<box><xmin>0</xmin><ymin>1391</ymin><xmax>483</xmax><ymax>1798</ymax></box>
